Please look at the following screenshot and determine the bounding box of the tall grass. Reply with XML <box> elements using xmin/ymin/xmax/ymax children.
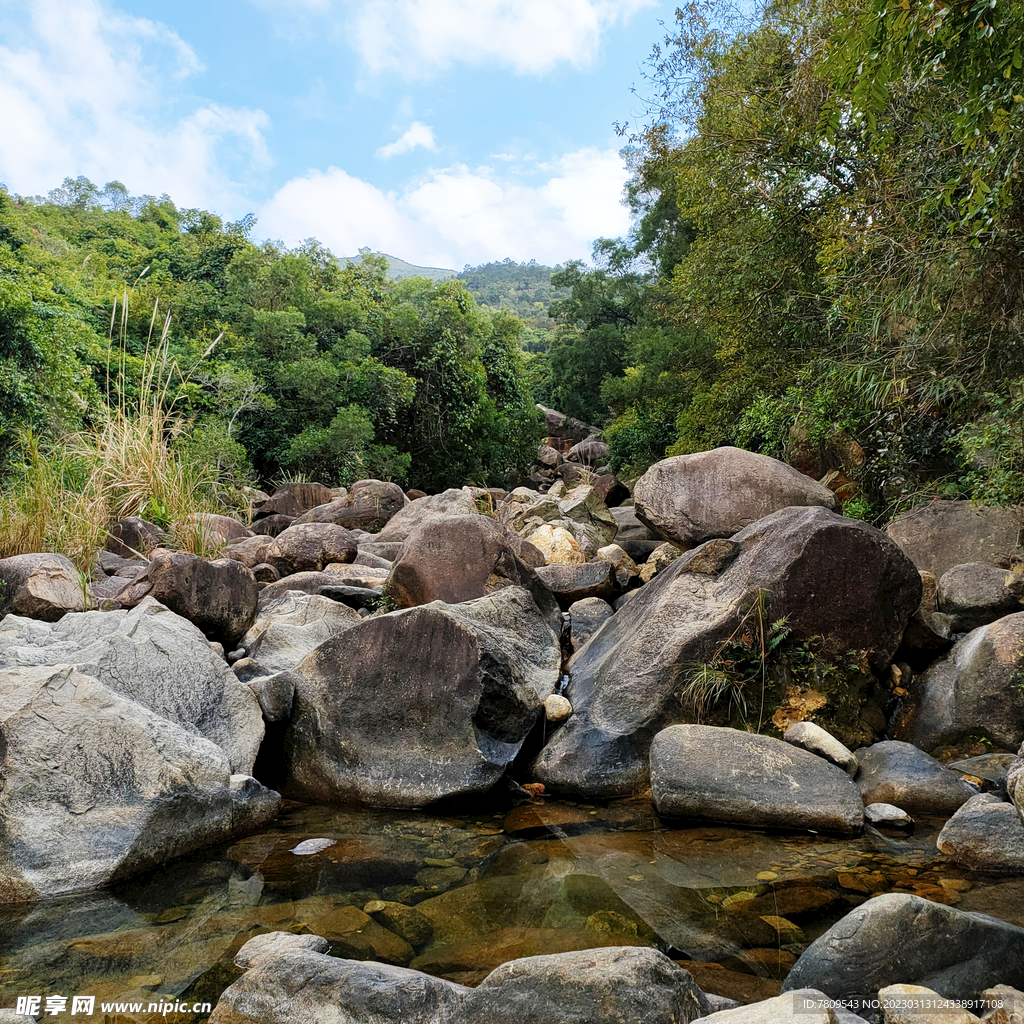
<box><xmin>0</xmin><ymin>295</ymin><xmax>233</xmax><ymax>570</ymax></box>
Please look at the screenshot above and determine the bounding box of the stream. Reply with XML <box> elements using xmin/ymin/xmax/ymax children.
<box><xmin>2</xmin><ymin>797</ymin><xmax>1023</xmax><ymax>1021</ymax></box>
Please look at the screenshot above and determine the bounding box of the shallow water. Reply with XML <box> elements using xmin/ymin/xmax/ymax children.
<box><xmin>2</xmin><ymin>798</ymin><xmax>1023</xmax><ymax>1022</ymax></box>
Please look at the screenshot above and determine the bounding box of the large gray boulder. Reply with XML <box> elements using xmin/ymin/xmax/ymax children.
<box><xmin>0</xmin><ymin>663</ymin><xmax>279</xmax><ymax>901</ymax></box>
<box><xmin>0</xmin><ymin>597</ymin><xmax>263</xmax><ymax>773</ymax></box>
<box><xmin>295</xmin><ymin>481</ymin><xmax>406</xmax><ymax>533</ymax></box>
<box><xmin>376</xmin><ymin>489</ymin><xmax>481</xmax><ymax>544</ymax></box>
<box><xmin>534</xmin><ymin>506</ymin><xmax>921</xmax><ymax>798</ymax></box>
<box><xmin>782</xmin><ymin>894</ymin><xmax>1024</xmax><ymax>1014</ymax></box>
<box><xmin>886</xmin><ymin>500</ymin><xmax>1024</xmax><ymax>578</ymax></box>
<box><xmin>267</xmin><ymin>523</ymin><xmax>358</xmax><ymax>576</ymax></box>
<box><xmin>937</xmin><ymin>562</ymin><xmax>1024</xmax><ymax>633</ymax></box>
<box><xmin>855</xmin><ymin>741</ymin><xmax>973</xmax><ymax>815</ymax></box>
<box><xmin>937</xmin><ymin>794</ymin><xmax>1024</xmax><ymax>874</ymax></box>
<box><xmin>238</xmin><ymin>591</ymin><xmax>362</xmax><ymax>674</ymax></box>
<box><xmin>898</xmin><ymin>613</ymin><xmax>1024</xmax><ymax>754</ymax></box>
<box><xmin>633</xmin><ymin>447</ymin><xmax>838</xmax><ymax>548</ymax></box>
<box><xmin>650</xmin><ymin>726</ymin><xmax>864</xmax><ymax>835</ymax></box>
<box><xmin>209</xmin><ymin>946</ymin><xmax>467</xmax><ymax>1024</ymax></box>
<box><xmin>457</xmin><ymin>947</ymin><xmax>711</xmax><ymax>1024</ymax></box>
<box><xmin>122</xmin><ymin>551</ymin><xmax>259</xmax><ymax>647</ymax></box>
<box><xmin>388</xmin><ymin>515</ymin><xmax>552</xmax><ymax>615</ymax></box>
<box><xmin>283</xmin><ymin>587</ymin><xmax>561</xmax><ymax>807</ymax></box>
<box><xmin>0</xmin><ymin>553</ymin><xmax>84</xmax><ymax>621</ymax></box>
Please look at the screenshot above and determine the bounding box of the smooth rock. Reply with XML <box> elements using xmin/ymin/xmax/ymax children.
<box><xmin>528</xmin><ymin>524</ymin><xmax>586</xmax><ymax>565</ymax></box>
<box><xmin>886</xmin><ymin>501</ymin><xmax>1024</xmax><ymax>579</ymax></box>
<box><xmin>0</xmin><ymin>663</ymin><xmax>278</xmax><ymax>900</ymax></box>
<box><xmin>376</xmin><ymin>488</ymin><xmax>481</xmax><ymax>544</ymax></box>
<box><xmin>865</xmin><ymin>803</ymin><xmax>914</xmax><ymax>830</ymax></box>
<box><xmin>783</xmin><ymin>894</ymin><xmax>1024</xmax><ymax>1011</ymax></box>
<box><xmin>878</xmin><ymin>984</ymin><xmax>983</xmax><ymax>1023</ymax></box>
<box><xmin>388</xmin><ymin>515</ymin><xmax>551</xmax><ymax>614</ymax></box>
<box><xmin>267</xmin><ymin>523</ymin><xmax>357</xmax><ymax>576</ymax></box>
<box><xmin>295</xmin><ymin>481</ymin><xmax>406</xmax><ymax>532</ymax></box>
<box><xmin>651</xmin><ymin>725</ymin><xmax>865</xmax><ymax>835</ymax></box>
<box><xmin>208</xmin><ymin>947</ymin><xmax>467</xmax><ymax>1024</ymax></box>
<box><xmin>899</xmin><ymin>614</ymin><xmax>1024</xmax><ymax>754</ymax></box>
<box><xmin>937</xmin><ymin>563</ymin><xmax>1024</xmax><ymax>633</ymax></box>
<box><xmin>856</xmin><ymin>741</ymin><xmax>974</xmax><ymax>815</ymax></box>
<box><xmin>534</xmin><ymin>561</ymin><xmax>615</xmax><ymax>608</ymax></box>
<box><xmin>937</xmin><ymin>794</ymin><xmax>1024</xmax><ymax>874</ymax></box>
<box><xmin>234</xmin><ymin>931</ymin><xmax>330</xmax><ymax>969</ymax></box>
<box><xmin>785</xmin><ymin>721</ymin><xmax>859</xmax><ymax>775</ymax></box>
<box><xmin>239</xmin><ymin>591</ymin><xmax>361</xmax><ymax>674</ymax></box>
<box><xmin>185</xmin><ymin>512</ymin><xmax>251</xmax><ymax>545</ymax></box>
<box><xmin>456</xmin><ymin>946</ymin><xmax>710</xmax><ymax>1024</ymax></box>
<box><xmin>283</xmin><ymin>587</ymin><xmax>560</xmax><ymax>807</ymax></box>
<box><xmin>535</xmin><ymin>506</ymin><xmax>921</xmax><ymax>798</ymax></box>
<box><xmin>248</xmin><ymin>514</ymin><xmax>295</xmax><ymax>537</ymax></box>
<box><xmin>0</xmin><ymin>596</ymin><xmax>263</xmax><ymax>773</ymax></box>
<box><xmin>253</xmin><ymin>482</ymin><xmax>334</xmax><ymax>520</ymax></box>
<box><xmin>0</xmin><ymin>553</ymin><xmax>84</xmax><ymax>621</ymax></box>
<box><xmin>223</xmin><ymin>535</ymin><xmax>274</xmax><ymax>569</ymax></box>
<box><xmin>692</xmin><ymin>988</ymin><xmax>836</xmax><ymax>1023</ymax></box>
<box><xmin>633</xmin><ymin>446</ymin><xmax>838</xmax><ymax>548</ymax></box>
<box><xmin>597</xmin><ymin>543</ymin><xmax>639</xmax><ymax>588</ymax></box>
<box><xmin>568</xmin><ymin>597</ymin><xmax>613</xmax><ymax>651</ymax></box>
<box><xmin>543</xmin><ymin>694</ymin><xmax>572</xmax><ymax>723</ymax></box>
<box><xmin>104</xmin><ymin>516</ymin><xmax>168</xmax><ymax>558</ymax></box>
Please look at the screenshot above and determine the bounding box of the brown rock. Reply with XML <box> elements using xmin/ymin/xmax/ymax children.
<box><xmin>295</xmin><ymin>481</ymin><xmax>406</xmax><ymax>532</ymax></box>
<box><xmin>267</xmin><ymin>523</ymin><xmax>357</xmax><ymax>576</ymax></box>
<box><xmin>253</xmin><ymin>482</ymin><xmax>334</xmax><ymax>520</ymax></box>
<box><xmin>0</xmin><ymin>554</ymin><xmax>84</xmax><ymax>621</ymax></box>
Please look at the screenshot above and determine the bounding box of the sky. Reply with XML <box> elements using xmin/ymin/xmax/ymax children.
<box><xmin>0</xmin><ymin>0</ymin><xmax>683</xmax><ymax>269</ymax></box>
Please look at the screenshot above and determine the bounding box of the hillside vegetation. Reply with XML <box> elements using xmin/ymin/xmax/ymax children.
<box><xmin>543</xmin><ymin>0</ymin><xmax>1024</xmax><ymax>520</ymax></box>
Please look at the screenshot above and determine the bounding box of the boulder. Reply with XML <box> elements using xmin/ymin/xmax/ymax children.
<box><xmin>633</xmin><ymin>447</ymin><xmax>838</xmax><ymax>548</ymax></box>
<box><xmin>597</xmin><ymin>543</ymin><xmax>638</xmax><ymax>589</ymax></box>
<box><xmin>855</xmin><ymin>741</ymin><xmax>973</xmax><ymax>815</ymax></box>
<box><xmin>782</xmin><ymin>894</ymin><xmax>1024</xmax><ymax>1012</ymax></box>
<box><xmin>650</xmin><ymin>726</ymin><xmax>865</xmax><ymax>835</ymax></box>
<box><xmin>534</xmin><ymin>561</ymin><xmax>615</xmax><ymax>608</ymax></box>
<box><xmin>568</xmin><ymin>597</ymin><xmax>614</xmax><ymax>652</ymax></box>
<box><xmin>537</xmin><ymin>444</ymin><xmax>561</xmax><ymax>468</ymax></box>
<box><xmin>534</xmin><ymin>507</ymin><xmax>921</xmax><ymax>798</ymax></box>
<box><xmin>0</xmin><ymin>597</ymin><xmax>264</xmax><ymax>773</ymax></box>
<box><xmin>936</xmin><ymin>794</ymin><xmax>1024</xmax><ymax>874</ymax></box>
<box><xmin>132</xmin><ymin>551</ymin><xmax>259</xmax><ymax>647</ymax></box>
<box><xmin>184</xmin><ymin>512</ymin><xmax>251</xmax><ymax>544</ymax></box>
<box><xmin>376</xmin><ymin>488</ymin><xmax>481</xmax><ymax>545</ymax></box>
<box><xmin>283</xmin><ymin>587</ymin><xmax>560</xmax><ymax>807</ymax></box>
<box><xmin>456</xmin><ymin>947</ymin><xmax>711</xmax><ymax>1024</ymax></box>
<box><xmin>253</xmin><ymin>482</ymin><xmax>334</xmax><ymax>520</ymax></box>
<box><xmin>0</xmin><ymin>553</ymin><xmax>84</xmax><ymax>621</ymax></box>
<box><xmin>223</xmin><ymin>534</ymin><xmax>274</xmax><ymax>568</ymax></box>
<box><xmin>388</xmin><ymin>516</ymin><xmax>552</xmax><ymax>615</ymax></box>
<box><xmin>864</xmin><ymin>803</ymin><xmax>914</xmax><ymax>830</ymax></box>
<box><xmin>566</xmin><ymin>437</ymin><xmax>609</xmax><ymax>465</ymax></box>
<box><xmin>898</xmin><ymin>614</ymin><xmax>1024</xmax><ymax>754</ymax></box>
<box><xmin>876</xmin><ymin>984</ymin><xmax>985</xmax><ymax>1024</ymax></box>
<box><xmin>257</xmin><ymin>571</ymin><xmax>345</xmax><ymax>607</ymax></box>
<box><xmin>692</xmin><ymin>989</ymin><xmax>837</xmax><ymax>1023</ymax></box>
<box><xmin>295</xmin><ymin>481</ymin><xmax>406</xmax><ymax>532</ymax></box>
<box><xmin>499</xmin><ymin>486</ymin><xmax>618</xmax><ymax>557</ymax></box>
<box><xmin>267</xmin><ymin>523</ymin><xmax>358</xmax><ymax>576</ymax></box>
<box><xmin>104</xmin><ymin>515</ymin><xmax>168</xmax><ymax>557</ymax></box>
<box><xmin>592</xmin><ymin>473</ymin><xmax>630</xmax><ymax>508</ymax></box>
<box><xmin>528</xmin><ymin>524</ymin><xmax>586</xmax><ymax>565</ymax></box>
<box><xmin>248</xmin><ymin>514</ymin><xmax>295</xmax><ymax>537</ymax></box>
<box><xmin>238</xmin><ymin>591</ymin><xmax>362</xmax><ymax>674</ymax></box>
<box><xmin>937</xmin><ymin>563</ymin><xmax>1024</xmax><ymax>633</ymax></box>
<box><xmin>537</xmin><ymin>404</ymin><xmax>602</xmax><ymax>444</ymax></box>
<box><xmin>0</xmin><ymin>663</ymin><xmax>279</xmax><ymax>900</ymax></box>
<box><xmin>886</xmin><ymin>501</ymin><xmax>1024</xmax><ymax>579</ymax></box>
<box><xmin>784</xmin><ymin>722</ymin><xmax>859</xmax><ymax>776</ymax></box>
<box><xmin>234</xmin><ymin>931</ymin><xmax>330</xmax><ymax>969</ymax></box>
<box><xmin>208</xmin><ymin>947</ymin><xmax>468</xmax><ymax>1024</ymax></box>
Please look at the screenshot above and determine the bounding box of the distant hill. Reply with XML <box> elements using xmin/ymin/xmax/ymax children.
<box><xmin>342</xmin><ymin>251</ymin><xmax>456</xmax><ymax>282</ymax></box>
<box><xmin>456</xmin><ymin>259</ymin><xmax>567</xmax><ymax>325</ymax></box>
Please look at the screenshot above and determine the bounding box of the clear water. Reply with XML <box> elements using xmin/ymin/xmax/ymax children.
<box><xmin>2</xmin><ymin>797</ymin><xmax>1022</xmax><ymax>1022</ymax></box>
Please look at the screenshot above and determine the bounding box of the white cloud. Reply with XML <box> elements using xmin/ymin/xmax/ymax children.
<box><xmin>376</xmin><ymin>122</ymin><xmax>438</xmax><ymax>160</ymax></box>
<box><xmin>258</xmin><ymin>147</ymin><xmax>631</xmax><ymax>267</ymax></box>
<box><xmin>0</xmin><ymin>0</ymin><xmax>270</xmax><ymax>210</ymax></box>
<box><xmin>352</xmin><ymin>0</ymin><xmax>654</xmax><ymax>76</ymax></box>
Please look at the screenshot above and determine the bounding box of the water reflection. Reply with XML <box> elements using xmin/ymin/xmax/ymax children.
<box><xmin>1</xmin><ymin>798</ymin><xmax>1022</xmax><ymax>1021</ymax></box>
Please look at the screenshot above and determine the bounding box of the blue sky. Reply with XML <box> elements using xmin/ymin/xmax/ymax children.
<box><xmin>0</xmin><ymin>0</ymin><xmax>683</xmax><ymax>268</ymax></box>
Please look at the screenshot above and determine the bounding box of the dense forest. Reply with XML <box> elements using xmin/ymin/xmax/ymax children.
<box><xmin>2</xmin><ymin>0</ymin><xmax>1024</xmax><ymax>557</ymax></box>
<box><xmin>548</xmin><ymin>0</ymin><xmax>1024</xmax><ymax>520</ymax></box>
